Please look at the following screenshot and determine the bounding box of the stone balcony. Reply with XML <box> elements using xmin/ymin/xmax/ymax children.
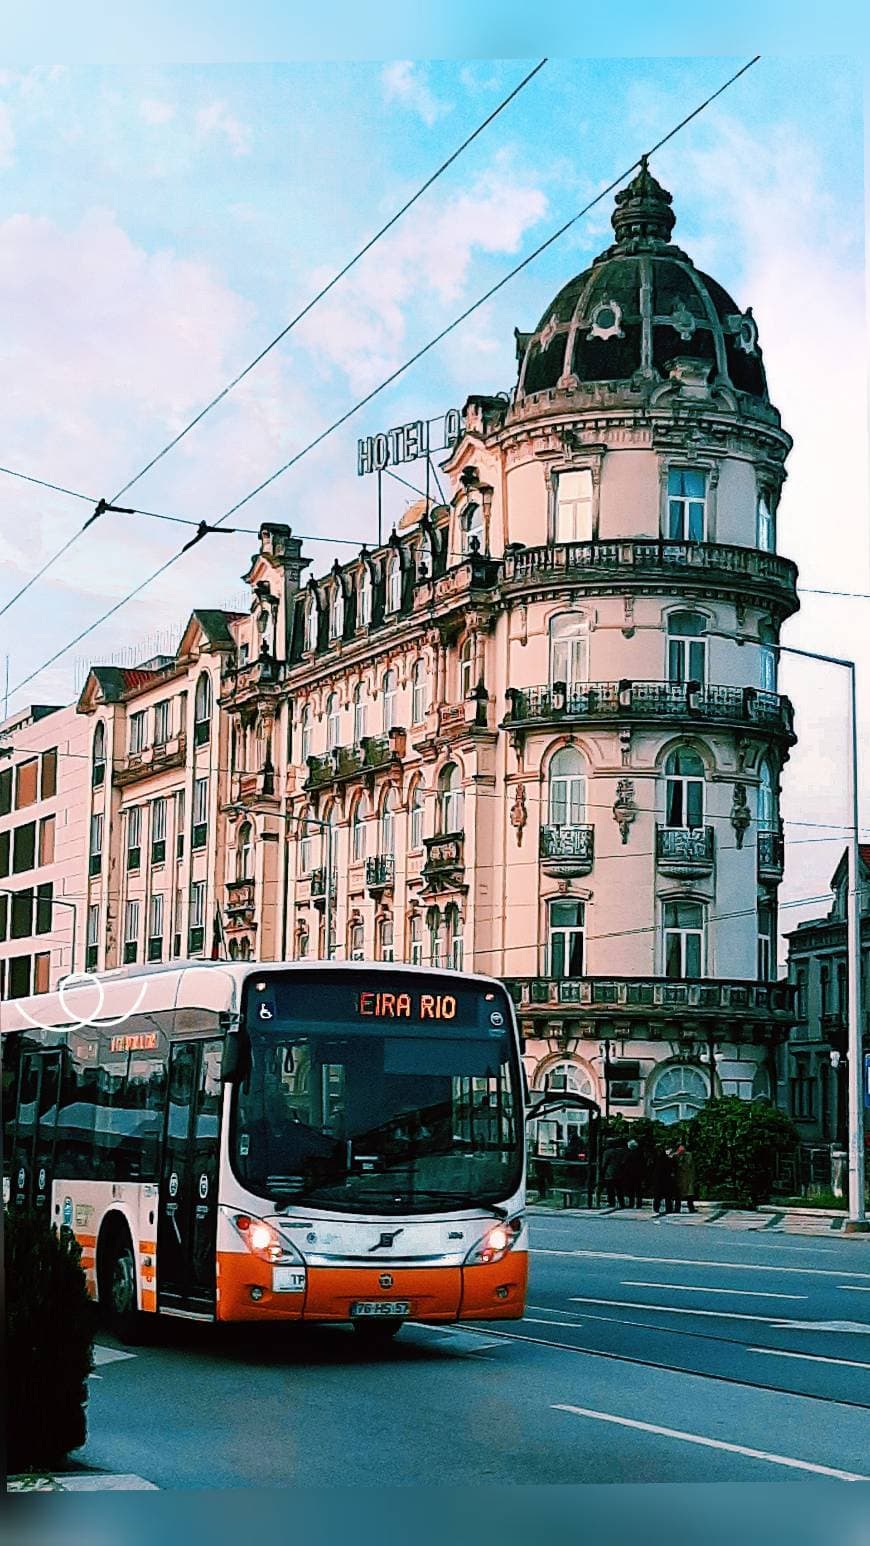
<box><xmin>113</xmin><ymin>733</ymin><xmax>187</xmax><ymax>788</ymax></box>
<box><xmin>422</xmin><ymin>832</ymin><xmax>466</xmax><ymax>893</ymax></box>
<box><xmin>504</xmin><ymin>680</ymin><xmax>795</xmax><ymax>744</ymax></box>
<box><xmin>758</xmin><ymin>827</ymin><xmax>785</xmax><ymax>883</ymax></box>
<box><xmin>225</xmin><ymin>879</ymin><xmax>255</xmax><ymax>927</ymax></box>
<box><xmin>365</xmin><ymin>854</ymin><xmax>395</xmax><ymax>893</ymax></box>
<box><xmin>220</xmin><ymin>653</ymin><xmax>283</xmax><ymax>710</ymax></box>
<box><xmin>655</xmin><ymin>824</ymin><xmax>715</xmax><ymax>877</ymax></box>
<box><xmin>505</xmin><ymin>974</ymin><xmax>796</xmax><ymax>1040</ymax></box>
<box><xmin>305</xmin><ymin>731</ymin><xmax>404</xmax><ymax>791</ymax></box>
<box><xmin>230</xmin><ymin>767</ymin><xmax>277</xmax><ymax>806</ymax></box>
<box><xmin>501</xmin><ymin>539</ymin><xmax>799</xmax><ymax>616</ymax></box>
<box><xmin>539</xmin><ymin>824</ymin><xmax>594</xmax><ymax>877</ymax></box>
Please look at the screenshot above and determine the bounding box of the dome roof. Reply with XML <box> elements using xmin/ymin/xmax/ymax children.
<box><xmin>516</xmin><ymin>158</ymin><xmax>768</xmax><ymax>405</ymax></box>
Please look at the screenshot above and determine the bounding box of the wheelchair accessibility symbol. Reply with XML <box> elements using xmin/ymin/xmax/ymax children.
<box><xmin>168</xmin><ymin>1172</ymin><xmax>179</xmax><ymax>1198</ymax></box>
<box><xmin>199</xmin><ymin>1173</ymin><xmax>208</xmax><ymax>1199</ymax></box>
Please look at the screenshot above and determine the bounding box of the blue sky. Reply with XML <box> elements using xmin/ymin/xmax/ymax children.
<box><xmin>0</xmin><ymin>40</ymin><xmax>866</xmax><ymax>938</ymax></box>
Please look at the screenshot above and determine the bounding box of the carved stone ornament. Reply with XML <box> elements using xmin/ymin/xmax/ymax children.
<box><xmin>510</xmin><ymin>783</ymin><xmax>528</xmax><ymax>845</ymax></box>
<box><xmin>612</xmin><ymin>779</ymin><xmax>637</xmax><ymax>844</ymax></box>
<box><xmin>588</xmin><ymin>298</ymin><xmax>624</xmax><ymax>341</ymax></box>
<box><xmin>730</xmin><ymin>782</ymin><xmax>751</xmax><ymax>849</ymax></box>
<box><xmin>670</xmin><ymin>300</ymin><xmax>697</xmax><ymax>341</ymax></box>
<box><xmin>538</xmin><ymin>313</ymin><xmax>559</xmax><ymax>351</ymax></box>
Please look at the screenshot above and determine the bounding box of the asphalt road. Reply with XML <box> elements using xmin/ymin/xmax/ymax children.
<box><xmin>76</xmin><ymin>1213</ymin><xmax>870</xmax><ymax>1488</ymax></box>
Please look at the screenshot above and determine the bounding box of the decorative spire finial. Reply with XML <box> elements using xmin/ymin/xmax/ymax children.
<box><xmin>611</xmin><ymin>156</ymin><xmax>676</xmax><ymax>247</ymax></box>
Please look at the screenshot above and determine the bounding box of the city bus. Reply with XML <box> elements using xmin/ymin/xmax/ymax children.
<box><xmin>1</xmin><ymin>960</ymin><xmax>528</xmax><ymax>1342</ymax></box>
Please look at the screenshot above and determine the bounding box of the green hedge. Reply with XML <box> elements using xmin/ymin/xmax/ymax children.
<box><xmin>602</xmin><ymin>1098</ymin><xmax>800</xmax><ymax>1206</ymax></box>
<box><xmin>5</xmin><ymin>1210</ymin><xmax>97</xmax><ymax>1472</ymax></box>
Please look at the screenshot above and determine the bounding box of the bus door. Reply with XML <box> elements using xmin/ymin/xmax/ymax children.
<box><xmin>10</xmin><ymin>1049</ymin><xmax>61</xmax><ymax>1216</ymax></box>
<box><xmin>157</xmin><ymin>1038</ymin><xmax>223</xmax><ymax>1313</ymax></box>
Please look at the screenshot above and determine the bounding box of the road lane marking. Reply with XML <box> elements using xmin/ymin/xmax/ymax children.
<box><xmin>749</xmin><ymin>1347</ymin><xmax>870</xmax><ymax>1371</ymax></box>
<box><xmin>522</xmin><ymin>1317</ymin><xmax>586</xmax><ymax>1329</ymax></box>
<box><xmin>568</xmin><ymin>1295</ymin><xmax>788</xmax><ymax>1324</ymax></box>
<box><xmin>770</xmin><ymin>1319</ymin><xmax>870</xmax><ymax>1335</ymax></box>
<box><xmin>621</xmin><ymin>1280</ymin><xmax>806</xmax><ymax>1300</ymax></box>
<box><xmin>533</xmin><ymin>1248</ymin><xmax>870</xmax><ymax>1280</ymax></box>
<box><xmin>840</xmin><ymin>1285</ymin><xmax>870</xmax><ymax>1292</ymax></box>
<box><xmin>552</xmin><ymin>1404</ymin><xmax>869</xmax><ymax>1481</ymax></box>
<box><xmin>92</xmin><ymin>1345</ymin><xmax>137</xmax><ymax>1366</ymax></box>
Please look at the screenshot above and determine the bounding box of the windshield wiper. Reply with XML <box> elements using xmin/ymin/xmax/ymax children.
<box><xmin>393</xmin><ymin>1188</ymin><xmax>509</xmax><ymax>1220</ymax></box>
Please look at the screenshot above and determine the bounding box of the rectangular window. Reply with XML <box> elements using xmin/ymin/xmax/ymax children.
<box><xmin>0</xmin><ymin>892</ymin><xmax>7</xmax><ymax>941</ymax></box>
<box><xmin>189</xmin><ymin>880</ymin><xmax>206</xmax><ymax>953</ymax></box>
<box><xmin>148</xmin><ymin>893</ymin><xmax>164</xmax><ymax>962</ymax></box>
<box><xmin>89</xmin><ymin>813</ymin><xmax>103</xmax><ymax>875</ymax></box>
<box><xmin>409</xmin><ymin>914</ymin><xmax>423</xmax><ymax>966</ymax></box>
<box><xmin>86</xmin><ymin>903</ymin><xmax>99</xmax><ymax>971</ymax></box>
<box><xmin>349</xmin><ymin>922</ymin><xmax>365</xmax><ymax>961</ymax></box>
<box><xmin>0</xmin><ymin>767</ymin><xmax>11</xmax><ymax>816</ymax></box>
<box><xmin>757</xmin><ymin>491</ymin><xmax>775</xmax><ymax>553</ymax></box>
<box><xmin>38</xmin><ymin>814</ymin><xmax>56</xmax><ymax>866</ymax></box>
<box><xmin>667</xmin><ymin>468</ymin><xmax>707</xmax><ymax>542</ymax></box>
<box><xmin>151</xmin><ymin>797</ymin><xmax>167</xmax><ymax>866</ymax></box>
<box><xmin>12</xmin><ymin>822</ymin><xmax>36</xmax><ymax>873</ymax></box>
<box><xmin>555</xmin><ymin>469</ymin><xmax>593</xmax><ymax>544</ymax></box>
<box><xmin>8</xmin><ymin>954</ymin><xmax>32</xmax><ymax>998</ymax></box>
<box><xmin>40</xmin><ymin>749</ymin><xmax>58</xmax><ymax>800</ymax></box>
<box><xmin>378</xmin><ymin>917</ymin><xmax>394</xmax><ymax>963</ymax></box>
<box><xmin>153</xmin><ymin>699</ymin><xmax>171</xmax><ymax>745</ymax></box>
<box><xmin>11</xmin><ymin>889</ymin><xmax>33</xmax><ymax>938</ymax></box>
<box><xmin>667</xmin><ymin>616</ymin><xmax>707</xmax><ymax>685</ymax></box>
<box><xmin>129</xmin><ymin>711</ymin><xmax>147</xmax><ymax>755</ymax></box>
<box><xmin>176</xmin><ymin>789</ymin><xmax>185</xmax><ymax>859</ymax></box>
<box><xmin>757</xmin><ymin>903</ymin><xmax>774</xmax><ymax>981</ymax></box>
<box><xmin>548</xmin><ymin>899</ymin><xmax>585</xmax><ymax>978</ymax></box>
<box><xmin>664</xmin><ymin>899</ymin><xmax>704</xmax><ymax>979</ymax></box>
<box><xmin>15</xmin><ymin>758</ymin><xmax>38</xmax><ymax>809</ymax></box>
<box><xmin>34</xmin><ymin>952</ymin><xmax>51</xmax><ymax>994</ymax></box>
<box><xmin>0</xmin><ymin>829</ymin><xmax>8</xmax><ymax>878</ymax></box>
<box><xmin>796</xmin><ymin>966</ymin><xmax>808</xmax><ymax>1020</ymax></box>
<box><xmin>35</xmin><ymin>881</ymin><xmax>53</xmax><ymax>935</ymax></box>
<box><xmin>820</xmin><ymin>963</ymin><xmax>832</xmax><ymax>1016</ymax></box>
<box><xmin>123</xmin><ymin>899</ymin><xmax>140</xmax><ymax>964</ymax></box>
<box><xmin>126</xmin><ymin>806</ymin><xmax>142</xmax><ymax>870</ymax></box>
<box><xmin>193</xmin><ymin>777</ymin><xmax>208</xmax><ymax>849</ymax></box>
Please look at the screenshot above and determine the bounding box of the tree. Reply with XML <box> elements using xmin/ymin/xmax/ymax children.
<box><xmin>5</xmin><ymin>1211</ymin><xmax>97</xmax><ymax>1472</ymax></box>
<box><xmin>685</xmin><ymin>1097</ymin><xmax>799</xmax><ymax>1206</ymax></box>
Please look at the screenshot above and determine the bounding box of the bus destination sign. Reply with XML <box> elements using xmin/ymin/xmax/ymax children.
<box><xmin>357</xmin><ymin>991</ymin><xmax>457</xmax><ymax>1021</ymax></box>
<box><xmin>357</xmin><ymin>410</ymin><xmax>461</xmax><ymax>477</ymax></box>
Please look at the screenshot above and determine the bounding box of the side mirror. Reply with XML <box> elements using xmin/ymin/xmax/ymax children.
<box><xmin>221</xmin><ymin>1035</ymin><xmax>241</xmax><ymax>1083</ymax></box>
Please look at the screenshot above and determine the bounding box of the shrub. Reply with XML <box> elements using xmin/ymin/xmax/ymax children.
<box><xmin>683</xmin><ymin>1097</ymin><xmax>800</xmax><ymax>1206</ymax></box>
<box><xmin>5</xmin><ymin>1210</ymin><xmax>97</xmax><ymax>1472</ymax></box>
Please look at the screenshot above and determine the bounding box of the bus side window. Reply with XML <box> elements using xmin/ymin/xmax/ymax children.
<box><xmin>123</xmin><ymin>1050</ymin><xmax>168</xmax><ymax>1181</ymax></box>
<box><xmin>2</xmin><ymin>1033</ymin><xmax>23</xmax><ymax>1195</ymax></box>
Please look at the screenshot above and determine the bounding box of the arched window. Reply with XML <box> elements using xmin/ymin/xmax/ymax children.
<box><xmin>649</xmin><ymin>1064</ymin><xmax>709</xmax><ymax>1124</ymax></box>
<box><xmin>237</xmin><ymin>822</ymin><xmax>253</xmax><ymax>881</ymax></box>
<box><xmin>92</xmin><ymin>721</ymin><xmax>106</xmax><ymax>788</ymax></box>
<box><xmin>460</xmin><ymin>500</ymin><xmax>484</xmax><ymax>553</ymax></box>
<box><xmin>194</xmin><ymin>673</ymin><xmax>212</xmax><ymax>745</ymax></box>
<box><xmin>412</xmin><ymin>658</ymin><xmax>428</xmax><ymax>723</ymax></box>
<box><xmin>459</xmin><ymin>637</ymin><xmax>474</xmax><ymax>698</ymax></box>
<box><xmin>386</xmin><ymin>550</ymin><xmax>402</xmax><ymax>614</ymax></box>
<box><xmin>549</xmin><ymin>613</ymin><xmax>589</xmax><ymax>688</ymax></box>
<box><xmin>410</xmin><ymin>780</ymin><xmax>425</xmax><ymax>850</ymax></box>
<box><xmin>667</xmin><ymin>611</ymin><xmax>707</xmax><ymax>685</ymax></box>
<box><xmin>409</xmin><ymin>912</ymin><xmax>423</xmax><ymax>965</ymax></box>
<box><xmin>759</xmin><ymin>620</ymin><xmax>777</xmax><ymax>693</ymax></box>
<box><xmin>446</xmin><ymin>903</ymin><xmax>464</xmax><ymax>970</ymax></box>
<box><xmin>665</xmin><ymin>747</ymin><xmax>705</xmax><ymax>828</ymax></box>
<box><xmin>382</xmin><ymin>669</ymin><xmax>397</xmax><ymax>734</ymax></box>
<box><xmin>358</xmin><ymin>565</ymin><xmax>372</xmax><ymax>629</ymax></box>
<box><xmin>353</xmin><ymin>682</ymin><xmax>367</xmax><ymax>744</ymax></box>
<box><xmin>427</xmin><ymin>906</ymin><xmax>442</xmax><ymax>968</ymax></box>
<box><xmin>300</xmin><ymin>813</ymin><xmax>318</xmax><ymax>875</ymax></box>
<box><xmin>352</xmin><ymin>795</ymin><xmax>368</xmax><ymax>863</ymax></box>
<box><xmin>548</xmin><ymin>746</ymin><xmax>587</xmax><ymax>827</ymax></box>
<box><xmin>326</xmin><ymin>692</ymin><xmax>340</xmax><ymax>750</ymax></box>
<box><xmin>299</xmin><ymin>706</ymin><xmax>312</xmax><ymax>766</ymax></box>
<box><xmin>758</xmin><ymin>758</ymin><xmax>776</xmax><ymax>833</ymax></box>
<box><xmin>239</xmin><ymin>937</ymin><xmax>251</xmax><ymax>962</ymax></box>
<box><xmin>439</xmin><ymin>763</ymin><xmax>463</xmax><ymax>834</ymax></box>
<box><xmin>377</xmin><ymin>913</ymin><xmax>395</xmax><ymax>962</ymax></box>
<box><xmin>329</xmin><ymin>581</ymin><xmax>344</xmax><ymax>641</ymax></box>
<box><xmin>348</xmin><ymin>918</ymin><xmax>365</xmax><ymax>961</ymax></box>
<box><xmin>533</xmin><ymin>1059</ymin><xmax>594</xmax><ymax>1159</ymax></box>
<box><xmin>380</xmin><ymin>786</ymin><xmax>397</xmax><ymax>854</ymax></box>
<box><xmin>229</xmin><ymin>938</ymin><xmax>239</xmax><ymax>961</ymax></box>
<box><xmin>304</xmin><ymin>593</ymin><xmax>319</xmax><ymax>653</ymax></box>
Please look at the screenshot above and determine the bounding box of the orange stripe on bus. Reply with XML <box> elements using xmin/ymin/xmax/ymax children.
<box><xmin>76</xmin><ymin>1233</ymin><xmax>97</xmax><ymax>1247</ymax></box>
<box><xmin>141</xmin><ymin>1266</ymin><xmax>155</xmax><ymax>1283</ymax></box>
<box><xmin>141</xmin><ymin>1289</ymin><xmax>157</xmax><ymax>1313</ymax></box>
<box><xmin>139</xmin><ymin>1240</ymin><xmax>156</xmax><ymax>1254</ymax></box>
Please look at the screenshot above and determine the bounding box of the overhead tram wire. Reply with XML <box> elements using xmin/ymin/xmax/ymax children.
<box><xmin>0</xmin><ymin>62</ymin><xmax>548</xmax><ymax>628</ymax></box>
<box><xmin>6</xmin><ymin>55</ymin><xmax>759</xmax><ymax>704</ymax></box>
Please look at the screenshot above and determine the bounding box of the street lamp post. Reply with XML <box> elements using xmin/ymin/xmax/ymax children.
<box><xmin>0</xmin><ymin>885</ymin><xmax>78</xmax><ymax>978</ymax></box>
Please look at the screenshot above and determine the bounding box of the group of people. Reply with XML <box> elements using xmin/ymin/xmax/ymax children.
<box><xmin>599</xmin><ymin>1137</ymin><xmax>696</xmax><ymax>1215</ymax></box>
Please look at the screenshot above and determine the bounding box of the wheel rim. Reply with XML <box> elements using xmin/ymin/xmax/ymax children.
<box><xmin>111</xmin><ymin>1249</ymin><xmax>136</xmax><ymax>1318</ymax></box>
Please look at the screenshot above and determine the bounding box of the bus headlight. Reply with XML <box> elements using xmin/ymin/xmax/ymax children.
<box><xmin>463</xmin><ymin>1217</ymin><xmax>523</xmax><ymax>1267</ymax></box>
<box><xmin>232</xmin><ymin>1213</ymin><xmax>303</xmax><ymax>1266</ymax></box>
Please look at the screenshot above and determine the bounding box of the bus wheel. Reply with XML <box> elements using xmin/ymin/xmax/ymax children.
<box><xmin>100</xmin><ymin>1227</ymin><xmax>142</xmax><ymax>1344</ymax></box>
<box><xmin>352</xmin><ymin>1318</ymin><xmax>402</xmax><ymax>1344</ymax></box>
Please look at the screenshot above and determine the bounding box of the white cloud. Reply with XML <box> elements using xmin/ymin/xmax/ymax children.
<box><xmin>381</xmin><ymin>61</ymin><xmax>449</xmax><ymax>127</ymax></box>
<box><xmin>195</xmin><ymin>100</ymin><xmax>252</xmax><ymax>158</ymax></box>
<box><xmin>139</xmin><ymin>98</ymin><xmax>176</xmax><ymax>126</ymax></box>
<box><xmin>0</xmin><ymin>101</ymin><xmax>15</xmax><ymax>168</ymax></box>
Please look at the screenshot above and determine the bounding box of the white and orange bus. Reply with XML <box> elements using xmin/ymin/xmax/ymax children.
<box><xmin>1</xmin><ymin>960</ymin><xmax>528</xmax><ymax>1342</ymax></box>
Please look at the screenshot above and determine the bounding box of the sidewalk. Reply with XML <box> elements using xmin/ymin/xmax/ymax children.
<box><xmin>7</xmin><ymin>1472</ymin><xmax>158</xmax><ymax>1491</ymax></box>
<box><xmin>528</xmin><ymin>1198</ymin><xmax>867</xmax><ymax>1235</ymax></box>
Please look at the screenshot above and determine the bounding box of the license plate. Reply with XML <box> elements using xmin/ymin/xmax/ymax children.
<box><xmin>350</xmin><ymin>1300</ymin><xmax>410</xmax><ymax>1318</ymax></box>
<box><xmin>273</xmin><ymin>1267</ymin><xmax>306</xmax><ymax>1293</ymax></box>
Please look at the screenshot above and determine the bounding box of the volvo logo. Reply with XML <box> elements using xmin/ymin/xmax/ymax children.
<box><xmin>369</xmin><ymin>1228</ymin><xmax>404</xmax><ymax>1252</ymax></box>
<box><xmin>379</xmin><ymin>1273</ymin><xmax>394</xmax><ymax>1290</ymax></box>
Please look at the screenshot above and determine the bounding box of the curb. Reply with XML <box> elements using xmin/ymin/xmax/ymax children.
<box><xmin>8</xmin><ymin>1473</ymin><xmax>158</xmax><ymax>1492</ymax></box>
<box><xmin>526</xmin><ymin>1202</ymin><xmax>862</xmax><ymax>1235</ymax></box>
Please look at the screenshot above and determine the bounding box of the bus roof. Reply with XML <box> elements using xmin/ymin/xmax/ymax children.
<box><xmin>0</xmin><ymin>958</ymin><xmax>509</xmax><ymax>1035</ymax></box>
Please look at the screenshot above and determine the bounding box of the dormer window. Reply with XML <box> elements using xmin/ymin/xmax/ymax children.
<box><xmin>554</xmin><ymin>470</ymin><xmax>592</xmax><ymax>544</ymax></box>
<box><xmin>329</xmin><ymin>580</ymin><xmax>344</xmax><ymax>641</ymax></box>
<box><xmin>304</xmin><ymin>593</ymin><xmax>319</xmax><ymax>653</ymax></box>
<box><xmin>358</xmin><ymin>565</ymin><xmax>372</xmax><ymax>628</ymax></box>
<box><xmin>460</xmin><ymin>500</ymin><xmax>484</xmax><ymax>554</ymax></box>
<box><xmin>386</xmin><ymin>550</ymin><xmax>402</xmax><ymax>614</ymax></box>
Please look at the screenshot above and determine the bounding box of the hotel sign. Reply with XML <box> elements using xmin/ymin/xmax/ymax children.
<box><xmin>357</xmin><ymin>410</ymin><xmax>461</xmax><ymax>477</ymax></box>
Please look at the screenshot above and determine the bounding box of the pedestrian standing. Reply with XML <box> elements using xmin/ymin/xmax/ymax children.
<box><xmin>601</xmin><ymin>1138</ymin><xmax>628</xmax><ymax>1208</ymax></box>
<box><xmin>651</xmin><ymin>1144</ymin><xmax>676</xmax><ymax>1215</ymax></box>
<box><xmin>674</xmin><ymin>1144</ymin><xmax>697</xmax><ymax>1213</ymax></box>
<box><xmin>623</xmin><ymin>1139</ymin><xmax>644</xmax><ymax>1208</ymax></box>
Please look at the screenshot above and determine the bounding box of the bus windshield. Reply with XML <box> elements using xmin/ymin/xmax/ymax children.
<box><xmin>231</xmin><ymin>971</ymin><xmax>523</xmax><ymax>1214</ymax></box>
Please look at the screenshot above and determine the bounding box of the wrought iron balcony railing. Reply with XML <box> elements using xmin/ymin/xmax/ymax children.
<box><xmin>539</xmin><ymin>824</ymin><xmax>595</xmax><ymax>875</ymax></box>
<box><xmin>655</xmin><ymin>824</ymin><xmax>715</xmax><ymax>874</ymax></box>
<box><xmin>505</xmin><ymin>680</ymin><xmax>795</xmax><ymax>739</ymax></box>
<box><xmin>365</xmin><ymin>854</ymin><xmax>395</xmax><ymax>891</ymax></box>
<box><xmin>758</xmin><ymin>827</ymin><xmax>785</xmax><ymax>881</ymax></box>
<box><xmin>422</xmin><ymin>832</ymin><xmax>465</xmax><ymax>883</ymax></box>
<box><xmin>502</xmin><ymin>539</ymin><xmax>798</xmax><ymax>610</ymax></box>
<box><xmin>505</xmin><ymin>974</ymin><xmax>796</xmax><ymax>1023</ymax></box>
<box><xmin>305</xmin><ymin>734</ymin><xmax>396</xmax><ymax>789</ymax></box>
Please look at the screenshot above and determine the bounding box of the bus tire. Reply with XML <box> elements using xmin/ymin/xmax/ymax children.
<box><xmin>98</xmin><ymin>1220</ymin><xmax>143</xmax><ymax>1345</ymax></box>
<box><xmin>352</xmin><ymin>1318</ymin><xmax>402</xmax><ymax>1343</ymax></box>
